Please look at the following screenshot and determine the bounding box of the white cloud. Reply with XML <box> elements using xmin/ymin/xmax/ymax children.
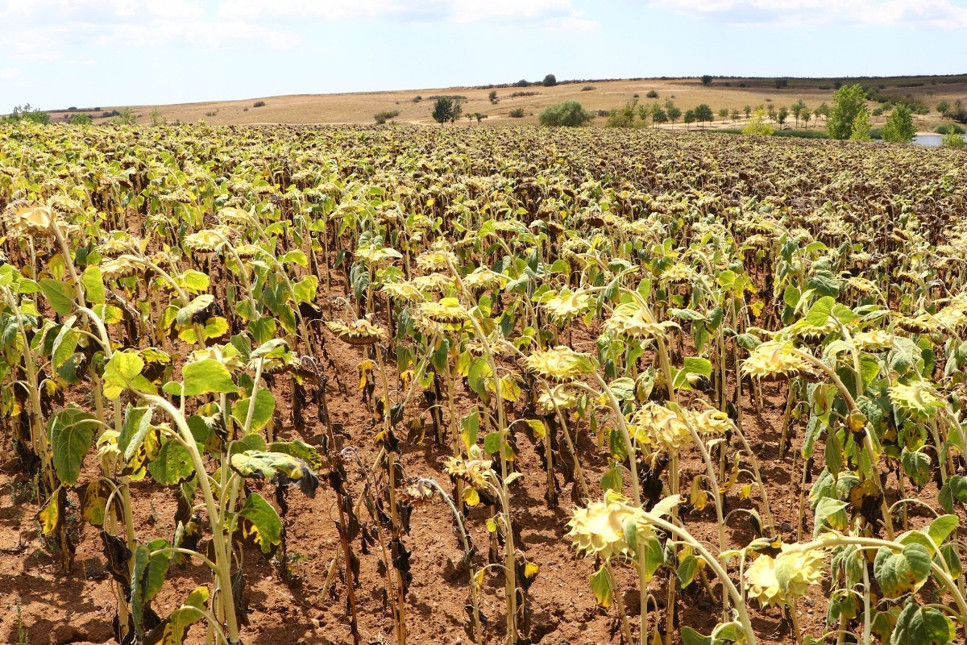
<box><xmin>217</xmin><ymin>0</ymin><xmax>596</xmax><ymax>28</ymax></box>
<box><xmin>0</xmin><ymin>67</ymin><xmax>20</xmax><ymax>79</ymax></box>
<box><xmin>637</xmin><ymin>0</ymin><xmax>967</xmax><ymax>27</ymax></box>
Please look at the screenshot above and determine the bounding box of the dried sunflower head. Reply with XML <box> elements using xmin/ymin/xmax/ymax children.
<box><xmin>97</xmin><ymin>233</ymin><xmax>141</xmax><ymax>258</ymax></box>
<box><xmin>183</xmin><ymin>228</ymin><xmax>227</xmax><ymax>252</ymax></box>
<box><xmin>416</xmin><ymin>249</ymin><xmax>457</xmax><ymax>272</ymax></box>
<box><xmin>400</xmin><ymin>478</ymin><xmax>437</xmax><ymax>505</ymax></box>
<box><xmin>661</xmin><ymin>263</ymin><xmax>698</xmax><ymax>284</ymax></box>
<box><xmin>523</xmin><ymin>346</ymin><xmax>594</xmax><ymax>383</ymax></box>
<box><xmin>896</xmin><ymin>314</ymin><xmax>940</xmax><ymax>334</ymax></box>
<box><xmin>745</xmin><ymin>546</ymin><xmax>825</xmax><ymax>608</ymax></box>
<box><xmin>536</xmin><ymin>385</ymin><xmax>579</xmax><ymax>415</ymax></box>
<box><xmin>410</xmin><ymin>273</ymin><xmax>455</xmax><ymax>293</ymax></box>
<box><xmin>845</xmin><ymin>276</ymin><xmax>878</xmax><ymax>294</ymax></box>
<box><xmin>542</xmin><ymin>288</ymin><xmax>594</xmax><ymax>325</ymax></box>
<box><xmin>889</xmin><ymin>382</ymin><xmax>945</xmax><ymax>419</ymax></box>
<box><xmin>216</xmin><ymin>207</ymin><xmax>254</xmax><ymax>226</ymax></box>
<box><xmin>853</xmin><ymin>329</ymin><xmax>892</xmax><ymax>351</ymax></box>
<box><xmin>741</xmin><ymin>341</ymin><xmax>814</xmax><ymax>381</ymax></box>
<box><xmin>632</xmin><ymin>402</ymin><xmax>692</xmax><ymax>453</ymax></box>
<box><xmin>3</xmin><ymin>202</ymin><xmax>56</xmax><ymax>238</ymax></box>
<box><xmin>444</xmin><ymin>445</ymin><xmax>496</xmax><ymax>491</ymax></box>
<box><xmin>381</xmin><ymin>280</ymin><xmax>426</xmax><ymax>303</ymax></box>
<box><xmin>326</xmin><ymin>318</ymin><xmax>387</xmax><ymax>346</ymax></box>
<box><xmin>101</xmin><ymin>255</ymin><xmax>145</xmax><ymax>280</ymax></box>
<box><xmin>603</xmin><ymin>302</ymin><xmax>678</xmax><ymax>340</ymax></box>
<box><xmin>420</xmin><ymin>298</ymin><xmax>468</xmax><ymax>327</ymax></box>
<box><xmin>462</xmin><ymin>267</ymin><xmax>506</xmax><ymax>291</ymax></box>
<box><xmin>355</xmin><ymin>244</ymin><xmax>402</xmax><ymax>266</ymax></box>
<box><xmin>566</xmin><ymin>494</ymin><xmax>651</xmax><ymax>561</ymax></box>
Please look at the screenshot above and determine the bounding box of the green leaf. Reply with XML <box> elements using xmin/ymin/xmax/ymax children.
<box><xmin>681</xmin><ymin>627</ymin><xmax>712</xmax><ymax>645</ymax></box>
<box><xmin>148</xmin><ymin>440</ymin><xmax>195</xmax><ymax>486</ymax></box>
<box><xmin>483</xmin><ymin>430</ymin><xmax>502</xmax><ymax>456</ymax></box>
<box><xmin>891</xmin><ymin>602</ymin><xmax>953</xmax><ymax>645</ymax></box>
<box><xmin>103</xmin><ymin>351</ymin><xmax>145</xmax><ymax>400</ymax></box>
<box><xmin>39</xmin><ymin>278</ymin><xmax>75</xmax><ymax>315</ymax></box>
<box><xmin>460</xmin><ymin>408</ymin><xmax>479</xmax><ymax>453</ymax></box>
<box><xmin>682</xmin><ymin>356</ymin><xmax>713</xmax><ymax>378</ymax></box>
<box><xmin>180</xmin><ymin>270</ymin><xmax>210</xmax><ymax>292</ymax></box>
<box><xmin>293</xmin><ymin>275</ymin><xmax>318</xmax><ymax>304</ymax></box>
<box><xmin>589</xmin><ymin>566</ymin><xmax>613</xmax><ymax>608</ymax></box>
<box><xmin>468</xmin><ymin>358</ymin><xmax>491</xmax><ymax>398</ymax></box>
<box><xmin>81</xmin><ymin>265</ymin><xmax>105</xmax><ymax>305</ymax></box>
<box><xmin>901</xmin><ymin>448</ymin><xmax>931</xmax><ymax>487</ymax></box>
<box><xmin>150</xmin><ymin>587</ymin><xmax>209</xmax><ymax>645</ymax></box>
<box><xmin>119</xmin><ymin>406</ymin><xmax>153</xmax><ymax>462</ymax></box>
<box><xmin>267</xmin><ymin>440</ymin><xmax>322</xmax><ymax>471</ymax></box>
<box><xmin>145</xmin><ymin>538</ymin><xmax>171</xmax><ymax>603</ymax></box>
<box><xmin>282</xmin><ymin>250</ymin><xmax>308</xmax><ymax>267</ymax></box>
<box><xmin>927</xmin><ymin>515</ymin><xmax>959</xmax><ymax>548</ymax></box>
<box><xmin>51</xmin><ymin>317</ymin><xmax>79</xmax><ymax>369</ymax></box>
<box><xmin>803</xmin><ymin>296</ymin><xmax>835</xmax><ymax>326</ymax></box>
<box><xmin>874</xmin><ymin>544</ymin><xmax>932</xmax><ymax>598</ymax></box>
<box><xmin>182</xmin><ymin>359</ymin><xmax>238</xmax><ymax>396</ymax></box>
<box><xmin>677</xmin><ymin>554</ymin><xmax>700</xmax><ymax>588</ymax></box>
<box><xmin>231</xmin><ymin>388</ymin><xmax>276</xmax><ymax>432</ymax></box>
<box><xmin>48</xmin><ymin>406</ymin><xmax>99</xmax><ymax>486</ymax></box>
<box><xmin>600</xmin><ymin>462</ymin><xmax>623</xmax><ymax>493</ymax></box>
<box><xmin>175</xmin><ymin>293</ymin><xmax>214</xmax><ymax>326</ymax></box>
<box><xmin>608</xmin><ymin>377</ymin><xmax>636</xmax><ymax>401</ymax></box>
<box><xmin>235</xmin><ymin>492</ymin><xmax>283</xmax><ymax>556</ymax></box>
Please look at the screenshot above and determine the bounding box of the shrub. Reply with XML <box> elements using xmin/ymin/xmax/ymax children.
<box><xmin>581</xmin><ymin>86</ymin><xmax>595</xmax><ymax>92</ymax></box>
<box><xmin>936</xmin><ymin>123</ymin><xmax>965</xmax><ymax>135</ymax></box>
<box><xmin>542</xmin><ymin>74</ymin><xmax>557</xmax><ymax>87</ymax></box>
<box><xmin>413</xmin><ymin>96</ymin><xmax>422</xmax><ymax>103</ymax></box>
<box><xmin>69</xmin><ymin>113</ymin><xmax>92</xmax><ymax>125</ymax></box>
<box><xmin>942</xmin><ymin>128</ymin><xmax>965</xmax><ymax>148</ymax></box>
<box><xmin>538</xmin><ymin>100</ymin><xmax>592</xmax><ymax>127</ymax></box>
<box><xmin>253</xmin><ymin>101</ymin><xmax>266</xmax><ymax>108</ymax></box>
<box><xmin>514</xmin><ymin>79</ymin><xmax>530</xmax><ymax>88</ymax></box>
<box><xmin>741</xmin><ymin>109</ymin><xmax>774</xmax><ymax>136</ymax></box>
<box><xmin>509</xmin><ymin>108</ymin><xmax>525</xmax><ymax>118</ymax></box>
<box><xmin>596</xmin><ymin>109</ymin><xmax>610</xmax><ymax>118</ymax></box>
<box><xmin>646</xmin><ymin>90</ymin><xmax>658</xmax><ymax>98</ymax></box>
<box><xmin>510</xmin><ymin>91</ymin><xmax>540</xmax><ymax>98</ymax></box>
<box><xmin>374</xmin><ymin>110</ymin><xmax>400</xmax><ymax>124</ymax></box>
<box><xmin>489</xmin><ymin>90</ymin><xmax>498</xmax><ymax>104</ymax></box>
<box><xmin>881</xmin><ymin>104</ymin><xmax>915</xmax><ymax>143</ymax></box>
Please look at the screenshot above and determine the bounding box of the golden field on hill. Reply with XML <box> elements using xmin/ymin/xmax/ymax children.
<box><xmin>45</xmin><ymin>75</ymin><xmax>967</xmax><ymax>130</ymax></box>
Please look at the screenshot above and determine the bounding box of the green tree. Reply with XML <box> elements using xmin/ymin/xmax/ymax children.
<box><xmin>730</xmin><ymin>108</ymin><xmax>740</xmax><ymax>123</ymax></box>
<box><xmin>777</xmin><ymin>106</ymin><xmax>789</xmax><ymax>127</ymax></box>
<box><xmin>665</xmin><ymin>103</ymin><xmax>681</xmax><ymax>124</ymax></box>
<box><xmin>694</xmin><ymin>104</ymin><xmax>713</xmax><ymax>128</ymax></box>
<box><xmin>701</xmin><ymin>75</ymin><xmax>713</xmax><ymax>86</ymax></box>
<box><xmin>538</xmin><ymin>100</ymin><xmax>592</xmax><ymax>127</ymax></box>
<box><xmin>849</xmin><ymin>110</ymin><xmax>872</xmax><ymax>141</ymax></box>
<box><xmin>827</xmin><ymin>84</ymin><xmax>870</xmax><ymax>139</ymax></box>
<box><xmin>742</xmin><ymin>108</ymin><xmax>774</xmax><ymax>136</ymax></box>
<box><xmin>801</xmin><ymin>109</ymin><xmax>811</xmax><ymax>128</ymax></box>
<box><xmin>488</xmin><ymin>90</ymin><xmax>498</xmax><ymax>104</ymax></box>
<box><xmin>743</xmin><ymin>105</ymin><xmax>752</xmax><ymax>119</ymax></box>
<box><xmin>791</xmin><ymin>99</ymin><xmax>806</xmax><ymax>127</ymax></box>
<box><xmin>637</xmin><ymin>102</ymin><xmax>650</xmax><ymax>125</ymax></box>
<box><xmin>651</xmin><ymin>104</ymin><xmax>668</xmax><ymax>127</ymax></box>
<box><xmin>432</xmin><ymin>97</ymin><xmax>454</xmax><ymax>124</ymax></box>
<box><xmin>718</xmin><ymin>107</ymin><xmax>729</xmax><ymax>120</ymax></box>
<box><xmin>542</xmin><ymin>74</ymin><xmax>557</xmax><ymax>87</ymax></box>
<box><xmin>684</xmin><ymin>109</ymin><xmax>696</xmax><ymax>129</ymax></box>
<box><xmin>450</xmin><ymin>98</ymin><xmax>463</xmax><ymax>124</ymax></box>
<box><xmin>69</xmin><ymin>113</ymin><xmax>93</xmax><ymax>125</ymax></box>
<box><xmin>116</xmin><ymin>107</ymin><xmax>137</xmax><ymax>125</ymax></box>
<box><xmin>881</xmin><ymin>104</ymin><xmax>915</xmax><ymax>143</ymax></box>
<box><xmin>936</xmin><ymin>100</ymin><xmax>950</xmax><ymax>116</ymax></box>
<box><xmin>3</xmin><ymin>103</ymin><xmax>50</xmax><ymax>124</ymax></box>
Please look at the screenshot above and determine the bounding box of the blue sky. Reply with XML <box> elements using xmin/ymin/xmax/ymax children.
<box><xmin>2</xmin><ymin>0</ymin><xmax>966</xmax><ymax>111</ymax></box>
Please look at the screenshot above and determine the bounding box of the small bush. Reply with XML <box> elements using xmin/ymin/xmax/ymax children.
<box><xmin>596</xmin><ymin>109</ymin><xmax>610</xmax><ymax>118</ymax></box>
<box><xmin>253</xmin><ymin>101</ymin><xmax>266</xmax><ymax>108</ymax></box>
<box><xmin>581</xmin><ymin>86</ymin><xmax>595</xmax><ymax>92</ymax></box>
<box><xmin>942</xmin><ymin>128</ymin><xmax>966</xmax><ymax>148</ymax></box>
<box><xmin>509</xmin><ymin>108</ymin><xmax>525</xmax><ymax>118</ymax></box>
<box><xmin>936</xmin><ymin>123</ymin><xmax>965</xmax><ymax>134</ymax></box>
<box><xmin>646</xmin><ymin>90</ymin><xmax>658</xmax><ymax>98</ymax></box>
<box><xmin>243</xmin><ymin>107</ymin><xmax>249</xmax><ymax>112</ymax></box>
<box><xmin>542</xmin><ymin>74</ymin><xmax>557</xmax><ymax>87</ymax></box>
<box><xmin>538</xmin><ymin>100</ymin><xmax>593</xmax><ymax>127</ymax></box>
<box><xmin>741</xmin><ymin>109</ymin><xmax>773</xmax><ymax>136</ymax></box>
<box><xmin>413</xmin><ymin>96</ymin><xmax>422</xmax><ymax>102</ymax></box>
<box><xmin>374</xmin><ymin>110</ymin><xmax>400</xmax><ymax>124</ymax></box>
<box><xmin>514</xmin><ymin>79</ymin><xmax>530</xmax><ymax>88</ymax></box>
<box><xmin>510</xmin><ymin>91</ymin><xmax>540</xmax><ymax>98</ymax></box>
<box><xmin>205</xmin><ymin>111</ymin><xmax>217</xmax><ymax>117</ymax></box>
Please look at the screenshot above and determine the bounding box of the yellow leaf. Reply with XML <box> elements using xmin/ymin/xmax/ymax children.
<box><xmin>690</xmin><ymin>476</ymin><xmax>708</xmax><ymax>511</ymax></box>
<box><xmin>473</xmin><ymin>568</ymin><xmax>485</xmax><ymax>591</ymax></box>
<box><xmin>739</xmin><ymin>483</ymin><xmax>754</xmax><ymax>500</ymax></box>
<box><xmin>463</xmin><ymin>487</ymin><xmax>480</xmax><ymax>507</ymax></box>
<box><xmin>38</xmin><ymin>488</ymin><xmax>61</xmax><ymax>535</ymax></box>
<box><xmin>524</xmin><ymin>562</ymin><xmax>540</xmax><ymax>580</ymax></box>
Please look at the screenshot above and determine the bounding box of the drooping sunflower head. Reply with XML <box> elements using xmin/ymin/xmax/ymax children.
<box><xmin>416</xmin><ymin>249</ymin><xmax>458</xmax><ymax>272</ymax></box>
<box><xmin>326</xmin><ymin>318</ymin><xmax>387</xmax><ymax>346</ymax></box>
<box><xmin>889</xmin><ymin>381</ymin><xmax>945</xmax><ymax>420</ymax></box>
<box><xmin>741</xmin><ymin>340</ymin><xmax>814</xmax><ymax>381</ymax></box>
<box><xmin>566</xmin><ymin>494</ymin><xmax>651</xmax><ymax>561</ymax></box>
<box><xmin>603</xmin><ymin>302</ymin><xmax>678</xmax><ymax>341</ymax></box>
<box><xmin>381</xmin><ymin>280</ymin><xmax>426</xmax><ymax>303</ymax></box>
<box><xmin>183</xmin><ymin>228</ymin><xmax>228</xmax><ymax>252</ymax></box>
<box><xmin>444</xmin><ymin>445</ymin><xmax>496</xmax><ymax>491</ymax></box>
<box><xmin>632</xmin><ymin>402</ymin><xmax>693</xmax><ymax>453</ymax></box>
<box><xmin>100</xmin><ymin>255</ymin><xmax>145</xmax><ymax>281</ymax></box>
<box><xmin>462</xmin><ymin>267</ymin><xmax>506</xmax><ymax>291</ymax></box>
<box><xmin>3</xmin><ymin>202</ymin><xmax>57</xmax><ymax>238</ymax></box>
<box><xmin>853</xmin><ymin>329</ymin><xmax>893</xmax><ymax>352</ymax></box>
<box><xmin>523</xmin><ymin>346</ymin><xmax>594</xmax><ymax>383</ymax></box>
<box><xmin>745</xmin><ymin>546</ymin><xmax>825</xmax><ymax>608</ymax></box>
<box><xmin>542</xmin><ymin>288</ymin><xmax>594</xmax><ymax>325</ymax></box>
<box><xmin>420</xmin><ymin>297</ymin><xmax>468</xmax><ymax>327</ymax></box>
<box><xmin>536</xmin><ymin>385</ymin><xmax>579</xmax><ymax>415</ymax></box>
